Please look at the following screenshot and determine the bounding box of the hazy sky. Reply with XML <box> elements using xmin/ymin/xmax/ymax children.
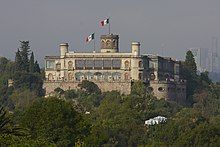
<box><xmin>0</xmin><ymin>0</ymin><xmax>220</xmax><ymax>66</ymax></box>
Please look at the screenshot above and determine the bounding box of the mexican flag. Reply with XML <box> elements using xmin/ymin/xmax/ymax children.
<box><xmin>86</xmin><ymin>33</ymin><xmax>95</xmax><ymax>43</ymax></box>
<box><xmin>100</xmin><ymin>18</ymin><xmax>109</xmax><ymax>26</ymax></box>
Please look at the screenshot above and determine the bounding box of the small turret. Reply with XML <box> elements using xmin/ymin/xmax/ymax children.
<box><xmin>131</xmin><ymin>42</ymin><xmax>140</xmax><ymax>56</ymax></box>
<box><xmin>60</xmin><ymin>43</ymin><xmax>69</xmax><ymax>57</ymax></box>
<box><xmin>100</xmin><ymin>34</ymin><xmax>119</xmax><ymax>53</ymax></box>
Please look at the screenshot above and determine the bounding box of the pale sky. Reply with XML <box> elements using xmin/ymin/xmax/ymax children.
<box><xmin>0</xmin><ymin>0</ymin><xmax>220</xmax><ymax>66</ymax></box>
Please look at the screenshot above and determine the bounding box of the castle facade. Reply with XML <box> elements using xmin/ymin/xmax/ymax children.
<box><xmin>44</xmin><ymin>34</ymin><xmax>186</xmax><ymax>103</ymax></box>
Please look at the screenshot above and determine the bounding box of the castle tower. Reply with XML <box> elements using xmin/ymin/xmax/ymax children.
<box><xmin>131</xmin><ymin>42</ymin><xmax>140</xmax><ymax>56</ymax></box>
<box><xmin>60</xmin><ymin>43</ymin><xmax>69</xmax><ymax>58</ymax></box>
<box><xmin>100</xmin><ymin>34</ymin><xmax>119</xmax><ymax>53</ymax></box>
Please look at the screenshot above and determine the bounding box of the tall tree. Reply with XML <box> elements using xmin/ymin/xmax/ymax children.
<box><xmin>20</xmin><ymin>41</ymin><xmax>30</xmax><ymax>72</ymax></box>
<box><xmin>182</xmin><ymin>50</ymin><xmax>198</xmax><ymax>104</ymax></box>
<box><xmin>184</xmin><ymin>51</ymin><xmax>197</xmax><ymax>74</ymax></box>
<box><xmin>34</xmin><ymin>61</ymin><xmax>40</xmax><ymax>73</ymax></box>
<box><xmin>15</xmin><ymin>49</ymin><xmax>22</xmax><ymax>72</ymax></box>
<box><xmin>29</xmin><ymin>52</ymin><xmax>35</xmax><ymax>73</ymax></box>
<box><xmin>0</xmin><ymin>57</ymin><xmax>8</xmax><ymax>73</ymax></box>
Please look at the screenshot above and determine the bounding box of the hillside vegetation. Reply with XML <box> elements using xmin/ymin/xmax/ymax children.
<box><xmin>0</xmin><ymin>42</ymin><xmax>220</xmax><ymax>146</ymax></box>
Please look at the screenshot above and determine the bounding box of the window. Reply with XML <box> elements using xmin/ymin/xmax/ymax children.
<box><xmin>124</xmin><ymin>73</ymin><xmax>129</xmax><ymax>80</ymax></box>
<box><xmin>103</xmin><ymin>60</ymin><xmax>111</xmax><ymax>69</ymax></box>
<box><xmin>174</xmin><ymin>64</ymin><xmax>179</xmax><ymax>74</ymax></box>
<box><xmin>85</xmin><ymin>72</ymin><xmax>93</xmax><ymax>80</ymax></box>
<box><xmin>46</xmin><ymin>60</ymin><xmax>55</xmax><ymax>69</ymax></box>
<box><xmin>68</xmin><ymin>61</ymin><xmax>73</xmax><ymax>70</ymax></box>
<box><xmin>103</xmin><ymin>72</ymin><xmax>111</xmax><ymax>81</ymax></box>
<box><xmin>147</xmin><ymin>87</ymin><xmax>153</xmax><ymax>93</ymax></box>
<box><xmin>85</xmin><ymin>60</ymin><xmax>94</xmax><ymax>69</ymax></box>
<box><xmin>48</xmin><ymin>73</ymin><xmax>53</xmax><ymax>81</ymax></box>
<box><xmin>124</xmin><ymin>61</ymin><xmax>129</xmax><ymax>68</ymax></box>
<box><xmin>150</xmin><ymin>73</ymin><xmax>156</xmax><ymax>80</ymax></box>
<box><xmin>139</xmin><ymin>73</ymin><xmax>142</xmax><ymax>80</ymax></box>
<box><xmin>139</xmin><ymin>61</ymin><xmax>143</xmax><ymax>68</ymax></box>
<box><xmin>94</xmin><ymin>72</ymin><xmax>102</xmax><ymax>80</ymax></box>
<box><xmin>112</xmin><ymin>72</ymin><xmax>121</xmax><ymax>81</ymax></box>
<box><xmin>158</xmin><ymin>87</ymin><xmax>164</xmax><ymax>92</ymax></box>
<box><xmin>94</xmin><ymin>60</ymin><xmax>103</xmax><ymax>69</ymax></box>
<box><xmin>112</xmin><ymin>59</ymin><xmax>121</xmax><ymax>69</ymax></box>
<box><xmin>68</xmin><ymin>73</ymin><xmax>73</xmax><ymax>81</ymax></box>
<box><xmin>56</xmin><ymin>63</ymin><xmax>61</xmax><ymax>71</ymax></box>
<box><xmin>75</xmin><ymin>72</ymin><xmax>84</xmax><ymax>81</ymax></box>
<box><xmin>149</xmin><ymin>61</ymin><xmax>154</xmax><ymax>69</ymax></box>
<box><xmin>75</xmin><ymin>60</ymin><xmax>84</xmax><ymax>70</ymax></box>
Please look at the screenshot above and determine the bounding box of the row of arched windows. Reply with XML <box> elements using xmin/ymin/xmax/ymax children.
<box><xmin>55</xmin><ymin>60</ymin><xmax>143</xmax><ymax>71</ymax></box>
<box><xmin>47</xmin><ymin>72</ymin><xmax>130</xmax><ymax>81</ymax></box>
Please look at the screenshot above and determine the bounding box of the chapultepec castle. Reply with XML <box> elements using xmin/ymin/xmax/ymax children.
<box><xmin>44</xmin><ymin>34</ymin><xmax>186</xmax><ymax>103</ymax></box>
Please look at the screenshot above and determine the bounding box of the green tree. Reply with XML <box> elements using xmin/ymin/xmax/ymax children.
<box><xmin>184</xmin><ymin>50</ymin><xmax>197</xmax><ymax>74</ymax></box>
<box><xmin>18</xmin><ymin>98</ymin><xmax>87</xmax><ymax>146</ymax></box>
<box><xmin>29</xmin><ymin>52</ymin><xmax>35</xmax><ymax>73</ymax></box>
<box><xmin>64</xmin><ymin>89</ymin><xmax>77</xmax><ymax>100</ymax></box>
<box><xmin>84</xmin><ymin>91</ymin><xmax>145</xmax><ymax>146</ymax></box>
<box><xmin>131</xmin><ymin>80</ymin><xmax>146</xmax><ymax>97</ymax></box>
<box><xmin>20</xmin><ymin>41</ymin><xmax>30</xmax><ymax>72</ymax></box>
<box><xmin>0</xmin><ymin>57</ymin><xmax>9</xmax><ymax>73</ymax></box>
<box><xmin>15</xmin><ymin>49</ymin><xmax>22</xmax><ymax>72</ymax></box>
<box><xmin>78</xmin><ymin>80</ymin><xmax>101</xmax><ymax>94</ymax></box>
<box><xmin>181</xmin><ymin>50</ymin><xmax>198</xmax><ymax>104</ymax></box>
<box><xmin>34</xmin><ymin>61</ymin><xmax>41</xmax><ymax>73</ymax></box>
<box><xmin>9</xmin><ymin>90</ymin><xmax>38</xmax><ymax>110</ymax></box>
<box><xmin>0</xmin><ymin>106</ymin><xmax>26</xmax><ymax>136</ymax></box>
<box><xmin>12</xmin><ymin>72</ymin><xmax>44</xmax><ymax>96</ymax></box>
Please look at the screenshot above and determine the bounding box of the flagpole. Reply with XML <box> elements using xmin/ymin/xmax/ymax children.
<box><xmin>108</xmin><ymin>17</ymin><xmax>111</xmax><ymax>34</ymax></box>
<box><xmin>93</xmin><ymin>37</ymin><xmax>96</xmax><ymax>52</ymax></box>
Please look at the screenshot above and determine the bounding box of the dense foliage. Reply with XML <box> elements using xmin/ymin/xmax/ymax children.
<box><xmin>0</xmin><ymin>49</ymin><xmax>220</xmax><ymax>146</ymax></box>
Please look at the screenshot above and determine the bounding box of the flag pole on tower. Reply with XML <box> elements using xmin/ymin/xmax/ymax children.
<box><xmin>108</xmin><ymin>18</ymin><xmax>111</xmax><ymax>34</ymax></box>
<box><xmin>100</xmin><ymin>18</ymin><xmax>110</xmax><ymax>34</ymax></box>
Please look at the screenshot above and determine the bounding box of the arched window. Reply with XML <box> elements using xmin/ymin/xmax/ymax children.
<box><xmin>150</xmin><ymin>73</ymin><xmax>156</xmax><ymax>80</ymax></box>
<box><xmin>56</xmin><ymin>63</ymin><xmax>61</xmax><ymax>71</ymax></box>
<box><xmin>75</xmin><ymin>72</ymin><xmax>84</xmax><ymax>81</ymax></box>
<box><xmin>85</xmin><ymin>72</ymin><xmax>93</xmax><ymax>80</ymax></box>
<box><xmin>124</xmin><ymin>73</ymin><xmax>129</xmax><ymax>80</ymax></box>
<box><xmin>94</xmin><ymin>72</ymin><xmax>102</xmax><ymax>80</ymax></box>
<box><xmin>139</xmin><ymin>73</ymin><xmax>142</xmax><ymax>80</ymax></box>
<box><xmin>158</xmin><ymin>87</ymin><xmax>165</xmax><ymax>92</ymax></box>
<box><xmin>124</xmin><ymin>61</ymin><xmax>129</xmax><ymax>68</ymax></box>
<box><xmin>147</xmin><ymin>87</ymin><xmax>154</xmax><ymax>93</ymax></box>
<box><xmin>68</xmin><ymin>73</ymin><xmax>73</xmax><ymax>81</ymax></box>
<box><xmin>68</xmin><ymin>61</ymin><xmax>73</xmax><ymax>70</ymax></box>
<box><xmin>48</xmin><ymin>73</ymin><xmax>53</xmax><ymax>81</ymax></box>
<box><xmin>139</xmin><ymin>61</ymin><xmax>143</xmax><ymax>68</ymax></box>
<box><xmin>112</xmin><ymin>72</ymin><xmax>121</xmax><ymax>81</ymax></box>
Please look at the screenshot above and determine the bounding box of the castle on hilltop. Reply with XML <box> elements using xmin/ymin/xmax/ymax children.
<box><xmin>43</xmin><ymin>34</ymin><xmax>186</xmax><ymax>103</ymax></box>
